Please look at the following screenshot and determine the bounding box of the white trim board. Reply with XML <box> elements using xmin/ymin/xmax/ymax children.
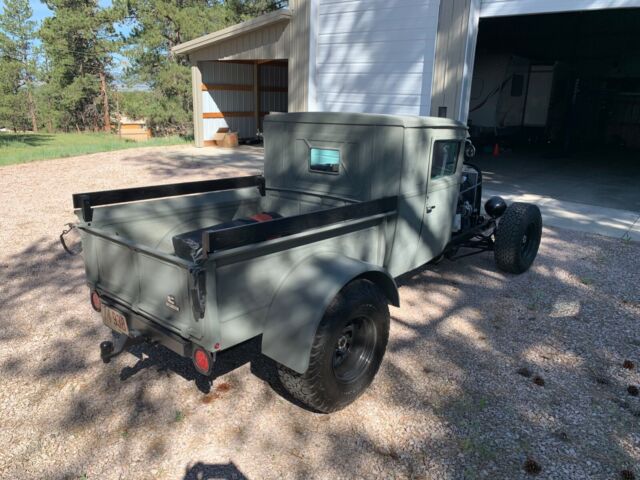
<box><xmin>480</xmin><ymin>0</ymin><xmax>640</xmax><ymax>17</ymax></box>
<box><xmin>458</xmin><ymin>0</ymin><xmax>482</xmax><ymax>122</ymax></box>
<box><xmin>307</xmin><ymin>0</ymin><xmax>319</xmax><ymax>111</ymax></box>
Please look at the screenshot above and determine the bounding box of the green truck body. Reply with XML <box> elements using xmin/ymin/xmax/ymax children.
<box><xmin>71</xmin><ymin>112</ymin><xmax>541</xmax><ymax>412</ymax></box>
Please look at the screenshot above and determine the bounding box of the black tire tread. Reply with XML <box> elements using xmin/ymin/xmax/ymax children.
<box><xmin>494</xmin><ymin>202</ymin><xmax>542</xmax><ymax>274</ymax></box>
<box><xmin>277</xmin><ymin>279</ymin><xmax>389</xmax><ymax>413</ymax></box>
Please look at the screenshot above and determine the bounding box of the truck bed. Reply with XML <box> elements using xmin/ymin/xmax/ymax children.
<box><xmin>83</xmin><ymin>187</ymin><xmax>351</xmax><ymax>257</ymax></box>
<box><xmin>75</xmin><ymin>176</ymin><xmax>397</xmax><ymax>349</ymax></box>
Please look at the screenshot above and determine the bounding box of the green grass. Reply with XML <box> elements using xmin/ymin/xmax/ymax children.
<box><xmin>0</xmin><ymin>132</ymin><xmax>191</xmax><ymax>166</ymax></box>
<box><xmin>173</xmin><ymin>410</ymin><xmax>185</xmax><ymax>423</ymax></box>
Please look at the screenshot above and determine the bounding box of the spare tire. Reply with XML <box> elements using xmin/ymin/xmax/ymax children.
<box><xmin>494</xmin><ymin>202</ymin><xmax>542</xmax><ymax>274</ymax></box>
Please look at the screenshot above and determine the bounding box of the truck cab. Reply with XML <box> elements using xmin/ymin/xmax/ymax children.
<box><xmin>263</xmin><ymin>112</ymin><xmax>469</xmax><ymax>276</ymax></box>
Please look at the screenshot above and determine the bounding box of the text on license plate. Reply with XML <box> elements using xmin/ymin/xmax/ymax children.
<box><xmin>102</xmin><ymin>305</ymin><xmax>129</xmax><ymax>335</ymax></box>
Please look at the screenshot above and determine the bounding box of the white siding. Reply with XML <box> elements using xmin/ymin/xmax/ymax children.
<box><xmin>481</xmin><ymin>0</ymin><xmax>640</xmax><ymax>17</ymax></box>
<box><xmin>311</xmin><ymin>0</ymin><xmax>440</xmax><ymax>115</ymax></box>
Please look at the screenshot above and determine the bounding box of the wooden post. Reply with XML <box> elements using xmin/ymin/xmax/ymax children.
<box><xmin>191</xmin><ymin>63</ymin><xmax>204</xmax><ymax>147</ymax></box>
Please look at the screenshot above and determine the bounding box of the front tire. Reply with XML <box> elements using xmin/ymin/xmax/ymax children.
<box><xmin>494</xmin><ymin>202</ymin><xmax>542</xmax><ymax>274</ymax></box>
<box><xmin>277</xmin><ymin>279</ymin><xmax>390</xmax><ymax>413</ymax></box>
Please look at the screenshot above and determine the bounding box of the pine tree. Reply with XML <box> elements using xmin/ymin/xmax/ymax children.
<box><xmin>0</xmin><ymin>0</ymin><xmax>39</xmax><ymax>131</ymax></box>
<box><xmin>223</xmin><ymin>0</ymin><xmax>280</xmax><ymax>23</ymax></box>
<box><xmin>40</xmin><ymin>0</ymin><xmax>120</xmax><ymax>131</ymax></box>
<box><xmin>117</xmin><ymin>0</ymin><xmax>229</xmax><ymax>134</ymax></box>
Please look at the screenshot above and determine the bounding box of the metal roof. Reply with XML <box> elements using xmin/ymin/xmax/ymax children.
<box><xmin>265</xmin><ymin>112</ymin><xmax>467</xmax><ymax>129</ymax></box>
<box><xmin>172</xmin><ymin>9</ymin><xmax>292</xmax><ymax>55</ymax></box>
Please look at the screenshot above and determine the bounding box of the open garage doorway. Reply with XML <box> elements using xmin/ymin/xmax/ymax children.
<box><xmin>201</xmin><ymin>60</ymin><xmax>288</xmax><ymax>145</ymax></box>
<box><xmin>467</xmin><ymin>8</ymin><xmax>640</xmax><ymax>212</ymax></box>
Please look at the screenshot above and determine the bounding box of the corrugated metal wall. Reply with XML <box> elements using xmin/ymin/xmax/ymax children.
<box><xmin>200</xmin><ymin>61</ymin><xmax>289</xmax><ymax>141</ymax></box>
<box><xmin>189</xmin><ymin>21</ymin><xmax>291</xmax><ymax>63</ymax></box>
<box><xmin>188</xmin><ymin>0</ymin><xmax>309</xmax><ymax>114</ymax></box>
<box><xmin>187</xmin><ymin>1</ymin><xmax>311</xmax><ymax>145</ymax></box>
<box><xmin>201</xmin><ymin>62</ymin><xmax>256</xmax><ymax>139</ymax></box>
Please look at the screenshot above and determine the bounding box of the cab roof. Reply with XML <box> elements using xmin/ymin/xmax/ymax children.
<box><xmin>265</xmin><ymin>112</ymin><xmax>467</xmax><ymax>130</ymax></box>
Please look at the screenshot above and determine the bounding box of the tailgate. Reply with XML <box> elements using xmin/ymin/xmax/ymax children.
<box><xmin>82</xmin><ymin>227</ymin><xmax>202</xmax><ymax>339</ymax></box>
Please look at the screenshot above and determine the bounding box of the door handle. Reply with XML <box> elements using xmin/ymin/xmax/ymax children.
<box><xmin>426</xmin><ymin>205</ymin><xmax>436</xmax><ymax>213</ymax></box>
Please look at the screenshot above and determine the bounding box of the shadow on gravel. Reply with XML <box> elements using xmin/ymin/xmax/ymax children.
<box><xmin>364</xmin><ymin>228</ymin><xmax>640</xmax><ymax>478</ymax></box>
<box><xmin>120</xmin><ymin>146</ymin><xmax>264</xmax><ymax>180</ymax></box>
<box><xmin>121</xmin><ymin>336</ymin><xmax>316</xmax><ymax>412</ymax></box>
<box><xmin>2</xmin><ymin>209</ymin><xmax>639</xmax><ymax>477</ymax></box>
<box><xmin>184</xmin><ymin>461</ymin><xmax>248</xmax><ymax>480</ymax></box>
<box><xmin>2</xmin><ymin>227</ymin><xmax>640</xmax><ymax>479</ymax></box>
<box><xmin>0</xmin><ymin>236</ymin><xmax>87</xmax><ymax>345</ymax></box>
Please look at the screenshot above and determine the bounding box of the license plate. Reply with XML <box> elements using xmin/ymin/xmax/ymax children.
<box><xmin>102</xmin><ymin>305</ymin><xmax>129</xmax><ymax>336</ymax></box>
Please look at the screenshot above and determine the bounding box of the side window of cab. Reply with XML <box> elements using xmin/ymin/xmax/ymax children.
<box><xmin>430</xmin><ymin>141</ymin><xmax>461</xmax><ymax>180</ymax></box>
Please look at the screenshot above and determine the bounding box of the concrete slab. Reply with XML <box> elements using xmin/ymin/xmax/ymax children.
<box><xmin>484</xmin><ymin>188</ymin><xmax>640</xmax><ymax>239</ymax></box>
<box><xmin>474</xmin><ymin>151</ymin><xmax>640</xmax><ymax>213</ymax></box>
<box><xmin>539</xmin><ymin>198</ymin><xmax>640</xmax><ymax>239</ymax></box>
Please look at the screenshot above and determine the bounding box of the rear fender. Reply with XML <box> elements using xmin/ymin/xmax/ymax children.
<box><xmin>261</xmin><ymin>253</ymin><xmax>399</xmax><ymax>374</ymax></box>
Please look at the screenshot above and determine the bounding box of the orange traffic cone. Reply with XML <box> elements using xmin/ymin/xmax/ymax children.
<box><xmin>492</xmin><ymin>143</ymin><xmax>500</xmax><ymax>156</ymax></box>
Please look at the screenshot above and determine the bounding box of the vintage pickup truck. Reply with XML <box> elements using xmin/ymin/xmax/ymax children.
<box><xmin>66</xmin><ymin>112</ymin><xmax>542</xmax><ymax>412</ymax></box>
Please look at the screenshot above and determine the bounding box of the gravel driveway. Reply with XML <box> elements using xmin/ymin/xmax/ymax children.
<box><xmin>1</xmin><ymin>146</ymin><xmax>639</xmax><ymax>480</ymax></box>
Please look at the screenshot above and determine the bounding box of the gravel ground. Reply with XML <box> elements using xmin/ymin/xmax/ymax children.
<box><xmin>0</xmin><ymin>146</ymin><xmax>639</xmax><ymax>480</ymax></box>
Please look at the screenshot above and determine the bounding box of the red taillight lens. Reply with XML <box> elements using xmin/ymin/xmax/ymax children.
<box><xmin>90</xmin><ymin>291</ymin><xmax>101</xmax><ymax>312</ymax></box>
<box><xmin>193</xmin><ymin>348</ymin><xmax>211</xmax><ymax>375</ymax></box>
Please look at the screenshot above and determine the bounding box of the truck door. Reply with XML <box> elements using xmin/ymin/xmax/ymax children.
<box><xmin>415</xmin><ymin>136</ymin><xmax>464</xmax><ymax>264</ymax></box>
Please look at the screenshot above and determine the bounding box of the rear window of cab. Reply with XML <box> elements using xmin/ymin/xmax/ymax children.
<box><xmin>310</xmin><ymin>148</ymin><xmax>340</xmax><ymax>174</ymax></box>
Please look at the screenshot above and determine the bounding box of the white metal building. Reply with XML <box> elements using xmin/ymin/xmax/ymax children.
<box><xmin>174</xmin><ymin>0</ymin><xmax>640</xmax><ymax>150</ymax></box>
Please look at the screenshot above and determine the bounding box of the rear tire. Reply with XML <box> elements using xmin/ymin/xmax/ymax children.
<box><xmin>494</xmin><ymin>202</ymin><xmax>542</xmax><ymax>274</ymax></box>
<box><xmin>277</xmin><ymin>279</ymin><xmax>390</xmax><ymax>413</ymax></box>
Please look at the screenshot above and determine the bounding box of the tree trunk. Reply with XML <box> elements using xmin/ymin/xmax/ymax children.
<box><xmin>46</xmin><ymin>97</ymin><xmax>53</xmax><ymax>133</ymax></box>
<box><xmin>99</xmin><ymin>70</ymin><xmax>111</xmax><ymax>133</ymax></box>
<box><xmin>26</xmin><ymin>88</ymin><xmax>38</xmax><ymax>132</ymax></box>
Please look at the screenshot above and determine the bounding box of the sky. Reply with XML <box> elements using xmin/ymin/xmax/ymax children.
<box><xmin>30</xmin><ymin>0</ymin><xmax>53</xmax><ymax>21</ymax></box>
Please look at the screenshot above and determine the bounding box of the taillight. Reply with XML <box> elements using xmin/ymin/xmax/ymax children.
<box><xmin>192</xmin><ymin>347</ymin><xmax>212</xmax><ymax>375</ymax></box>
<box><xmin>90</xmin><ymin>291</ymin><xmax>102</xmax><ymax>312</ymax></box>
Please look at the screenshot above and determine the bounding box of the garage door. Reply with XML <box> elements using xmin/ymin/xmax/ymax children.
<box><xmin>480</xmin><ymin>0</ymin><xmax>640</xmax><ymax>17</ymax></box>
<box><xmin>311</xmin><ymin>0</ymin><xmax>440</xmax><ymax>116</ymax></box>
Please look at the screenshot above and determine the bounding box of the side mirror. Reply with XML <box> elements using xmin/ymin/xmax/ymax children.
<box><xmin>464</xmin><ymin>139</ymin><xmax>476</xmax><ymax>159</ymax></box>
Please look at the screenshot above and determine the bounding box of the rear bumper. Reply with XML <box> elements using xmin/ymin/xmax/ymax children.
<box><xmin>101</xmin><ymin>296</ymin><xmax>192</xmax><ymax>358</ymax></box>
